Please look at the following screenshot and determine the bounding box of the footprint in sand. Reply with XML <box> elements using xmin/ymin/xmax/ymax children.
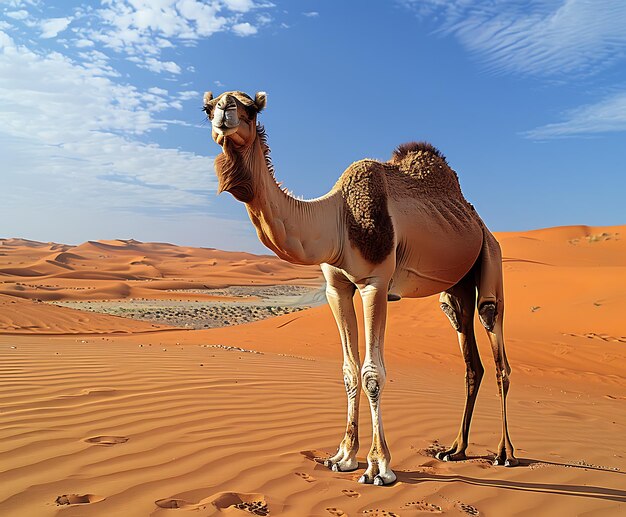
<box><xmin>212</xmin><ymin>492</ymin><xmax>269</xmax><ymax>516</ymax></box>
<box><xmin>326</xmin><ymin>508</ymin><xmax>347</xmax><ymax>516</ymax></box>
<box><xmin>295</xmin><ymin>472</ymin><xmax>315</xmax><ymax>483</ymax></box>
<box><xmin>56</xmin><ymin>494</ymin><xmax>104</xmax><ymax>506</ymax></box>
<box><xmin>300</xmin><ymin>449</ymin><xmax>327</xmax><ymax>464</ymax></box>
<box><xmin>155</xmin><ymin>498</ymin><xmax>192</xmax><ymax>509</ymax></box>
<box><xmin>85</xmin><ymin>435</ymin><xmax>129</xmax><ymax>446</ymax></box>
<box><xmin>401</xmin><ymin>501</ymin><xmax>443</xmax><ymax>513</ymax></box>
<box><xmin>341</xmin><ymin>489</ymin><xmax>360</xmax><ymax>498</ymax></box>
<box><xmin>457</xmin><ymin>502</ymin><xmax>480</xmax><ymax>515</ymax></box>
<box><xmin>156</xmin><ymin>491</ymin><xmax>268</xmax><ymax>514</ymax></box>
<box><xmin>362</xmin><ymin>510</ymin><xmax>399</xmax><ymax>517</ymax></box>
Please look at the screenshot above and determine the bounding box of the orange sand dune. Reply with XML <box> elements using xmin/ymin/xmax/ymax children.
<box><xmin>0</xmin><ymin>293</ymin><xmax>172</xmax><ymax>334</ymax></box>
<box><xmin>0</xmin><ymin>225</ymin><xmax>625</xmax><ymax>516</ymax></box>
<box><xmin>0</xmin><ymin>237</ymin><xmax>322</xmax><ymax>301</ymax></box>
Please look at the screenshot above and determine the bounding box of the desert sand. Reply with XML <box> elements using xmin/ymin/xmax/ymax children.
<box><xmin>1</xmin><ymin>225</ymin><xmax>625</xmax><ymax>516</ymax></box>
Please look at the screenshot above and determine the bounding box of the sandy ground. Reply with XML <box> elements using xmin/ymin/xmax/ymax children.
<box><xmin>1</xmin><ymin>225</ymin><xmax>625</xmax><ymax>516</ymax></box>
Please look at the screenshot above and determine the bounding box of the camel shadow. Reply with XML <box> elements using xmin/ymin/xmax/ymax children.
<box><xmin>396</xmin><ymin>456</ymin><xmax>626</xmax><ymax>503</ymax></box>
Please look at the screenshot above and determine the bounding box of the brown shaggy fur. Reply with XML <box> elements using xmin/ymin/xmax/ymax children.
<box><xmin>214</xmin><ymin>124</ymin><xmax>274</xmax><ymax>204</ymax></box>
<box><xmin>336</xmin><ymin>141</ymin><xmax>474</xmax><ymax>263</ymax></box>
<box><xmin>214</xmin><ymin>140</ymin><xmax>255</xmax><ymax>203</ymax></box>
<box><xmin>388</xmin><ymin>141</ymin><xmax>463</xmax><ymax>199</ymax></box>
<box><xmin>340</xmin><ymin>160</ymin><xmax>395</xmax><ymax>264</ymax></box>
<box><xmin>390</xmin><ymin>141</ymin><xmax>446</xmax><ymax>163</ymax></box>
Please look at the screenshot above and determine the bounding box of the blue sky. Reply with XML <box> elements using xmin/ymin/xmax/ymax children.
<box><xmin>1</xmin><ymin>0</ymin><xmax>625</xmax><ymax>253</ymax></box>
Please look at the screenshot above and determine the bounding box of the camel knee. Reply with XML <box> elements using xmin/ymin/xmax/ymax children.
<box><xmin>440</xmin><ymin>301</ymin><xmax>461</xmax><ymax>331</ymax></box>
<box><xmin>478</xmin><ymin>302</ymin><xmax>497</xmax><ymax>331</ymax></box>
<box><xmin>361</xmin><ymin>368</ymin><xmax>384</xmax><ymax>403</ymax></box>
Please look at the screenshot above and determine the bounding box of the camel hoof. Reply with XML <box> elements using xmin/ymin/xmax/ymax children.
<box><xmin>442</xmin><ymin>454</ymin><xmax>451</xmax><ymax>462</ymax></box>
<box><xmin>435</xmin><ymin>452</ymin><xmax>445</xmax><ymax>461</ymax></box>
<box><xmin>373</xmin><ymin>475</ymin><xmax>384</xmax><ymax>486</ymax></box>
<box><xmin>504</xmin><ymin>458</ymin><xmax>519</xmax><ymax>467</ymax></box>
<box><xmin>324</xmin><ymin>459</ymin><xmax>332</xmax><ymax>468</ymax></box>
<box><xmin>331</xmin><ymin>463</ymin><xmax>339</xmax><ymax>472</ymax></box>
<box><xmin>358</xmin><ymin>474</ymin><xmax>370</xmax><ymax>484</ymax></box>
<box><xmin>493</xmin><ymin>458</ymin><xmax>502</xmax><ymax>466</ymax></box>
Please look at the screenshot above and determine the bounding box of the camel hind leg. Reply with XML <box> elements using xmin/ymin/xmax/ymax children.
<box><xmin>437</xmin><ymin>267</ymin><xmax>484</xmax><ymax>462</ymax></box>
<box><xmin>477</xmin><ymin>230</ymin><xmax>518</xmax><ymax>467</ymax></box>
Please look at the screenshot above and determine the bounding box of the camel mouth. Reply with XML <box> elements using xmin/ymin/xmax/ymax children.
<box><xmin>213</xmin><ymin>124</ymin><xmax>239</xmax><ymax>137</ymax></box>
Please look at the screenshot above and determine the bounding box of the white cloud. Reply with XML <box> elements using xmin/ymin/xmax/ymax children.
<box><xmin>128</xmin><ymin>55</ymin><xmax>182</xmax><ymax>74</ymax></box>
<box><xmin>0</xmin><ymin>30</ymin><xmax>13</xmax><ymax>48</ymax></box>
<box><xmin>75</xmin><ymin>38</ymin><xmax>94</xmax><ymax>48</ymax></box>
<box><xmin>0</xmin><ymin>38</ymin><xmax>217</xmax><ymax>217</ymax></box>
<box><xmin>256</xmin><ymin>13</ymin><xmax>272</xmax><ymax>25</ymax></box>
<box><xmin>302</xmin><ymin>11</ymin><xmax>319</xmax><ymax>18</ymax></box>
<box><xmin>232</xmin><ymin>22</ymin><xmax>257</xmax><ymax>36</ymax></box>
<box><xmin>84</xmin><ymin>0</ymin><xmax>272</xmax><ymax>65</ymax></box>
<box><xmin>178</xmin><ymin>90</ymin><xmax>199</xmax><ymax>101</ymax></box>
<box><xmin>40</xmin><ymin>17</ymin><xmax>72</xmax><ymax>39</ymax></box>
<box><xmin>526</xmin><ymin>91</ymin><xmax>626</xmax><ymax>138</ymax></box>
<box><xmin>5</xmin><ymin>10</ymin><xmax>28</xmax><ymax>20</ymax></box>
<box><xmin>223</xmin><ymin>0</ymin><xmax>256</xmax><ymax>13</ymax></box>
<box><xmin>404</xmin><ymin>0</ymin><xmax>626</xmax><ymax>77</ymax></box>
<box><xmin>148</xmin><ymin>86</ymin><xmax>168</xmax><ymax>96</ymax></box>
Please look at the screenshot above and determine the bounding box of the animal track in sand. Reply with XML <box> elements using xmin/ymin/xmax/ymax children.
<box><xmin>295</xmin><ymin>471</ymin><xmax>315</xmax><ymax>483</ymax></box>
<box><xmin>84</xmin><ymin>435</ymin><xmax>128</xmax><ymax>446</ymax></box>
<box><xmin>457</xmin><ymin>502</ymin><xmax>480</xmax><ymax>515</ymax></box>
<box><xmin>233</xmin><ymin>501</ymin><xmax>269</xmax><ymax>516</ymax></box>
<box><xmin>55</xmin><ymin>494</ymin><xmax>104</xmax><ymax>506</ymax></box>
<box><xmin>362</xmin><ymin>510</ymin><xmax>399</xmax><ymax>517</ymax></box>
<box><xmin>401</xmin><ymin>501</ymin><xmax>442</xmax><ymax>513</ymax></box>
<box><xmin>467</xmin><ymin>458</ymin><xmax>494</xmax><ymax>469</ymax></box>
<box><xmin>341</xmin><ymin>489</ymin><xmax>360</xmax><ymax>498</ymax></box>
<box><xmin>420</xmin><ymin>440</ymin><xmax>447</xmax><ymax>458</ymax></box>
<box><xmin>212</xmin><ymin>492</ymin><xmax>269</xmax><ymax>515</ymax></box>
<box><xmin>155</xmin><ymin>498</ymin><xmax>192</xmax><ymax>509</ymax></box>
<box><xmin>300</xmin><ymin>449</ymin><xmax>328</xmax><ymax>464</ymax></box>
<box><xmin>564</xmin><ymin>332</ymin><xmax>626</xmax><ymax>343</ymax></box>
<box><xmin>155</xmin><ymin>492</ymin><xmax>269</xmax><ymax>514</ymax></box>
<box><xmin>326</xmin><ymin>508</ymin><xmax>347</xmax><ymax>516</ymax></box>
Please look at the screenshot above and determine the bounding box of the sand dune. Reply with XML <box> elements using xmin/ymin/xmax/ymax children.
<box><xmin>0</xmin><ymin>294</ymin><xmax>170</xmax><ymax>334</ymax></box>
<box><xmin>0</xmin><ymin>238</ymin><xmax>322</xmax><ymax>302</ymax></box>
<box><xmin>0</xmin><ymin>225</ymin><xmax>624</xmax><ymax>516</ymax></box>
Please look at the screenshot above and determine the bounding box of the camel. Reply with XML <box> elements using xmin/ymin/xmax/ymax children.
<box><xmin>203</xmin><ymin>90</ymin><xmax>518</xmax><ymax>486</ymax></box>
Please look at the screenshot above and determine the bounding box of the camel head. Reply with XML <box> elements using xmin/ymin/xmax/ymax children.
<box><xmin>204</xmin><ymin>90</ymin><xmax>267</xmax><ymax>148</ymax></box>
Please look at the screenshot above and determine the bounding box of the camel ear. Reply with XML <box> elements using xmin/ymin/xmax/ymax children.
<box><xmin>255</xmin><ymin>91</ymin><xmax>267</xmax><ymax>112</ymax></box>
<box><xmin>203</xmin><ymin>91</ymin><xmax>214</xmax><ymax>106</ymax></box>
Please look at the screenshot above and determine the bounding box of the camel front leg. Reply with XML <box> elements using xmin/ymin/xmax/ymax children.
<box><xmin>357</xmin><ymin>281</ymin><xmax>396</xmax><ymax>486</ymax></box>
<box><xmin>322</xmin><ymin>265</ymin><xmax>360</xmax><ymax>472</ymax></box>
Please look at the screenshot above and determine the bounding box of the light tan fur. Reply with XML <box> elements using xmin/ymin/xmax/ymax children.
<box><xmin>204</xmin><ymin>91</ymin><xmax>518</xmax><ymax>485</ymax></box>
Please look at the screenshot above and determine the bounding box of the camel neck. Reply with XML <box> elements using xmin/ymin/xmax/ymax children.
<box><xmin>241</xmin><ymin>139</ymin><xmax>343</xmax><ymax>266</ymax></box>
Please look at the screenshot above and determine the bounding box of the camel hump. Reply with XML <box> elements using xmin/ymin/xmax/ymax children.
<box><xmin>389</xmin><ymin>141</ymin><xmax>463</xmax><ymax>198</ymax></box>
<box><xmin>390</xmin><ymin>141</ymin><xmax>446</xmax><ymax>164</ymax></box>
